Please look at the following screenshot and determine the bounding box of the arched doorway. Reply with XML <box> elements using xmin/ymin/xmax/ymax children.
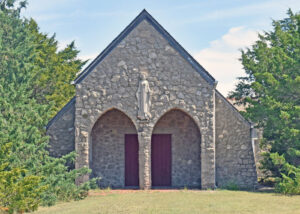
<box><xmin>152</xmin><ymin>109</ymin><xmax>201</xmax><ymax>188</ymax></box>
<box><xmin>91</xmin><ymin>109</ymin><xmax>139</xmax><ymax>188</ymax></box>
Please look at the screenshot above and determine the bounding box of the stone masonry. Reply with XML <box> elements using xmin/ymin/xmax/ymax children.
<box><xmin>46</xmin><ymin>10</ymin><xmax>257</xmax><ymax>190</ymax></box>
<box><xmin>215</xmin><ymin>92</ymin><xmax>257</xmax><ymax>188</ymax></box>
<box><xmin>153</xmin><ymin>110</ymin><xmax>201</xmax><ymax>188</ymax></box>
<box><xmin>91</xmin><ymin>109</ymin><xmax>137</xmax><ymax>187</ymax></box>
<box><xmin>74</xmin><ymin>19</ymin><xmax>215</xmax><ymax>189</ymax></box>
<box><xmin>46</xmin><ymin>98</ymin><xmax>75</xmax><ymax>158</ymax></box>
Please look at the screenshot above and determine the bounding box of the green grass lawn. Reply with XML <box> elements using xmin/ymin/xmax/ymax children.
<box><xmin>33</xmin><ymin>189</ymin><xmax>300</xmax><ymax>214</ymax></box>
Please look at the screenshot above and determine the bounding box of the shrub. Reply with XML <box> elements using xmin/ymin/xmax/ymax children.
<box><xmin>39</xmin><ymin>152</ymin><xmax>98</xmax><ymax>206</ymax></box>
<box><xmin>275</xmin><ymin>173</ymin><xmax>300</xmax><ymax>195</ymax></box>
<box><xmin>258</xmin><ymin>177</ymin><xmax>276</xmax><ymax>187</ymax></box>
<box><xmin>0</xmin><ymin>143</ymin><xmax>47</xmax><ymax>213</ymax></box>
<box><xmin>271</xmin><ymin>153</ymin><xmax>300</xmax><ymax>195</ymax></box>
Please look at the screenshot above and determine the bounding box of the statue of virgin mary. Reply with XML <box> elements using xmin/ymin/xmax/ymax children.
<box><xmin>136</xmin><ymin>72</ymin><xmax>152</xmax><ymax>120</ymax></box>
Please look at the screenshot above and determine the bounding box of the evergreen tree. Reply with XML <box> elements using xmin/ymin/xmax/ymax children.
<box><xmin>0</xmin><ymin>142</ymin><xmax>46</xmax><ymax>213</ymax></box>
<box><xmin>0</xmin><ymin>0</ymin><xmax>49</xmax><ymax>211</ymax></box>
<box><xmin>230</xmin><ymin>10</ymin><xmax>300</xmax><ymax>194</ymax></box>
<box><xmin>0</xmin><ymin>0</ymin><xmax>95</xmax><ymax>211</ymax></box>
<box><xmin>27</xmin><ymin>20</ymin><xmax>86</xmax><ymax>117</ymax></box>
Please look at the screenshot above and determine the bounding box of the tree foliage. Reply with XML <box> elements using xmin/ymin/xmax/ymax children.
<box><xmin>0</xmin><ymin>142</ymin><xmax>46</xmax><ymax>213</ymax></box>
<box><xmin>230</xmin><ymin>9</ymin><xmax>300</xmax><ymax>194</ymax></box>
<box><xmin>0</xmin><ymin>0</ymin><xmax>95</xmax><ymax>212</ymax></box>
<box><xmin>28</xmin><ymin>20</ymin><xmax>86</xmax><ymax>116</ymax></box>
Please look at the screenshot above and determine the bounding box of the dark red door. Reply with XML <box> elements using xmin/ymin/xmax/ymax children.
<box><xmin>151</xmin><ymin>134</ymin><xmax>172</xmax><ymax>186</ymax></box>
<box><xmin>125</xmin><ymin>134</ymin><xmax>139</xmax><ymax>187</ymax></box>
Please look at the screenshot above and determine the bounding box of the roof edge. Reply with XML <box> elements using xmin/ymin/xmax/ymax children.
<box><xmin>215</xmin><ymin>90</ymin><xmax>252</xmax><ymax>126</ymax></box>
<box><xmin>46</xmin><ymin>96</ymin><xmax>76</xmax><ymax>130</ymax></box>
<box><xmin>73</xmin><ymin>9</ymin><xmax>216</xmax><ymax>85</ymax></box>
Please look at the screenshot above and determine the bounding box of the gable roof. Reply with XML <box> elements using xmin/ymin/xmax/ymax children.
<box><xmin>73</xmin><ymin>9</ymin><xmax>216</xmax><ymax>85</ymax></box>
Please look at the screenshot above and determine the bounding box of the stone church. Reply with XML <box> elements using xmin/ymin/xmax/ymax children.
<box><xmin>46</xmin><ymin>10</ymin><xmax>257</xmax><ymax>189</ymax></box>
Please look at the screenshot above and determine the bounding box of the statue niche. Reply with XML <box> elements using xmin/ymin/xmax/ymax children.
<box><xmin>136</xmin><ymin>72</ymin><xmax>152</xmax><ymax>120</ymax></box>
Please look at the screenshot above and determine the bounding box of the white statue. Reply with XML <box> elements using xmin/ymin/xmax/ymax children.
<box><xmin>136</xmin><ymin>72</ymin><xmax>152</xmax><ymax>120</ymax></box>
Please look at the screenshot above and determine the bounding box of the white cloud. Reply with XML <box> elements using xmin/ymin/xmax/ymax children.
<box><xmin>78</xmin><ymin>53</ymin><xmax>98</xmax><ymax>62</ymax></box>
<box><xmin>57</xmin><ymin>38</ymin><xmax>78</xmax><ymax>51</ymax></box>
<box><xmin>77</xmin><ymin>53</ymin><xmax>98</xmax><ymax>71</ymax></box>
<box><xmin>193</xmin><ymin>26</ymin><xmax>260</xmax><ymax>96</ymax></box>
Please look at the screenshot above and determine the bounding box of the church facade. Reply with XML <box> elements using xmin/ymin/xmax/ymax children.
<box><xmin>46</xmin><ymin>10</ymin><xmax>257</xmax><ymax>189</ymax></box>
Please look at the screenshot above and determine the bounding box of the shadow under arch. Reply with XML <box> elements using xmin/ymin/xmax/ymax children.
<box><xmin>90</xmin><ymin>108</ymin><xmax>138</xmax><ymax>188</ymax></box>
<box><xmin>152</xmin><ymin>107</ymin><xmax>203</xmax><ymax>135</ymax></box>
<box><xmin>89</xmin><ymin>107</ymin><xmax>138</xmax><ymax>133</ymax></box>
<box><xmin>151</xmin><ymin>108</ymin><xmax>202</xmax><ymax>188</ymax></box>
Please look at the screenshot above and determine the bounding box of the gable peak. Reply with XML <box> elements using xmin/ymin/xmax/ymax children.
<box><xmin>73</xmin><ymin>9</ymin><xmax>216</xmax><ymax>85</ymax></box>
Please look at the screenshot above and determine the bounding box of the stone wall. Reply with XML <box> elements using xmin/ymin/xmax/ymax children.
<box><xmin>153</xmin><ymin>109</ymin><xmax>201</xmax><ymax>188</ymax></box>
<box><xmin>91</xmin><ymin>109</ymin><xmax>137</xmax><ymax>188</ymax></box>
<box><xmin>75</xmin><ymin>19</ymin><xmax>215</xmax><ymax>189</ymax></box>
<box><xmin>46</xmin><ymin>98</ymin><xmax>75</xmax><ymax>158</ymax></box>
<box><xmin>215</xmin><ymin>92</ymin><xmax>257</xmax><ymax>189</ymax></box>
<box><xmin>47</xmin><ymin>17</ymin><xmax>259</xmax><ymax>190</ymax></box>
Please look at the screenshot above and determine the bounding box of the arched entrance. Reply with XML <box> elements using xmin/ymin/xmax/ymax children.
<box><xmin>91</xmin><ymin>109</ymin><xmax>139</xmax><ymax>188</ymax></box>
<box><xmin>152</xmin><ymin>109</ymin><xmax>201</xmax><ymax>188</ymax></box>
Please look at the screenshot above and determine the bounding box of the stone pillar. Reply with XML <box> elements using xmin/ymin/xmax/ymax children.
<box><xmin>201</xmin><ymin>145</ymin><xmax>215</xmax><ymax>189</ymax></box>
<box><xmin>74</xmin><ymin>85</ymin><xmax>90</xmax><ymax>185</ymax></box>
<box><xmin>137</xmin><ymin>126</ymin><xmax>152</xmax><ymax>189</ymax></box>
<box><xmin>75</xmin><ymin>128</ymin><xmax>90</xmax><ymax>185</ymax></box>
<box><xmin>200</xmin><ymin>88</ymin><xmax>216</xmax><ymax>189</ymax></box>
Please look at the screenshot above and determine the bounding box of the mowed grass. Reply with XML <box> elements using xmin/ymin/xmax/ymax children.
<box><xmin>34</xmin><ymin>189</ymin><xmax>300</xmax><ymax>214</ymax></box>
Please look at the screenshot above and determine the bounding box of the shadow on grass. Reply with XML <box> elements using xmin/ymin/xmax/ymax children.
<box><xmin>217</xmin><ymin>184</ymin><xmax>277</xmax><ymax>195</ymax></box>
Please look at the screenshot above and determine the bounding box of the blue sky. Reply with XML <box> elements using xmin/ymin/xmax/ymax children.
<box><xmin>22</xmin><ymin>0</ymin><xmax>300</xmax><ymax>96</ymax></box>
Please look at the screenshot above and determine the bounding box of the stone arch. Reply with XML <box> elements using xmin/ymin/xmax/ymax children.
<box><xmin>88</xmin><ymin>107</ymin><xmax>138</xmax><ymax>134</ymax></box>
<box><xmin>151</xmin><ymin>108</ymin><xmax>202</xmax><ymax>188</ymax></box>
<box><xmin>152</xmin><ymin>107</ymin><xmax>204</xmax><ymax>135</ymax></box>
<box><xmin>90</xmin><ymin>108</ymin><xmax>138</xmax><ymax>188</ymax></box>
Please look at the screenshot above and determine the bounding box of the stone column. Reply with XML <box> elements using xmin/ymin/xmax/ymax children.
<box><xmin>200</xmin><ymin>88</ymin><xmax>216</xmax><ymax>189</ymax></box>
<box><xmin>137</xmin><ymin>127</ymin><xmax>152</xmax><ymax>189</ymax></box>
<box><xmin>75</xmin><ymin>128</ymin><xmax>90</xmax><ymax>185</ymax></box>
<box><xmin>74</xmin><ymin>85</ymin><xmax>91</xmax><ymax>185</ymax></box>
<box><xmin>201</xmin><ymin>144</ymin><xmax>215</xmax><ymax>189</ymax></box>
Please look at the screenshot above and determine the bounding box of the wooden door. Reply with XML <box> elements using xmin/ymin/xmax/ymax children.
<box><xmin>125</xmin><ymin>134</ymin><xmax>139</xmax><ymax>187</ymax></box>
<box><xmin>151</xmin><ymin>134</ymin><xmax>172</xmax><ymax>186</ymax></box>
